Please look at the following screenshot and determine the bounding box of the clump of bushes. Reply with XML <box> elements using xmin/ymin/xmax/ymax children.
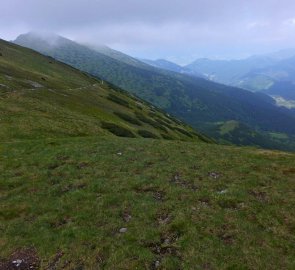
<box><xmin>114</xmin><ymin>112</ymin><xmax>142</xmax><ymax>126</ymax></box>
<box><xmin>107</xmin><ymin>94</ymin><xmax>130</xmax><ymax>108</ymax></box>
<box><xmin>162</xmin><ymin>116</ymin><xmax>174</xmax><ymax>125</ymax></box>
<box><xmin>193</xmin><ymin>132</ymin><xmax>215</xmax><ymax>143</ymax></box>
<box><xmin>101</xmin><ymin>122</ymin><xmax>135</xmax><ymax>138</ymax></box>
<box><xmin>173</xmin><ymin>127</ymin><xmax>194</xmax><ymax>138</ymax></box>
<box><xmin>138</xmin><ymin>129</ymin><xmax>159</xmax><ymax>139</ymax></box>
<box><xmin>135</xmin><ymin>112</ymin><xmax>152</xmax><ymax>123</ymax></box>
<box><xmin>149</xmin><ymin>121</ymin><xmax>167</xmax><ymax>132</ymax></box>
<box><xmin>135</xmin><ymin>112</ymin><xmax>167</xmax><ymax>132</ymax></box>
<box><xmin>154</xmin><ymin>117</ymin><xmax>173</xmax><ymax>128</ymax></box>
<box><xmin>161</xmin><ymin>133</ymin><xmax>175</xmax><ymax>140</ymax></box>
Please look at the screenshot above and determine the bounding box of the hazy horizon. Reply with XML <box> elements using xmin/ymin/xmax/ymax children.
<box><xmin>2</xmin><ymin>0</ymin><xmax>295</xmax><ymax>64</ymax></box>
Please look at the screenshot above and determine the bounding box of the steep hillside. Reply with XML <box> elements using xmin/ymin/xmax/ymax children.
<box><xmin>0</xmin><ymin>39</ymin><xmax>207</xmax><ymax>142</ymax></box>
<box><xmin>87</xmin><ymin>43</ymin><xmax>154</xmax><ymax>70</ymax></box>
<box><xmin>14</xmin><ymin>33</ymin><xmax>295</xmax><ymax>150</ymax></box>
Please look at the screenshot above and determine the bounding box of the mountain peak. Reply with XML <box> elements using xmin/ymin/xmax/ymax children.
<box><xmin>14</xmin><ymin>32</ymin><xmax>72</xmax><ymax>50</ymax></box>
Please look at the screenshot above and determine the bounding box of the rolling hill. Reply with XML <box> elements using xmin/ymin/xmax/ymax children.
<box><xmin>13</xmin><ymin>33</ymin><xmax>295</xmax><ymax>150</ymax></box>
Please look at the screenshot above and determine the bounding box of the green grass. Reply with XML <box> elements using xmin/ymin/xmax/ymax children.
<box><xmin>0</xmin><ymin>39</ymin><xmax>204</xmax><ymax>143</ymax></box>
<box><xmin>1</xmin><ymin>137</ymin><xmax>295</xmax><ymax>269</ymax></box>
<box><xmin>219</xmin><ymin>120</ymin><xmax>240</xmax><ymax>135</ymax></box>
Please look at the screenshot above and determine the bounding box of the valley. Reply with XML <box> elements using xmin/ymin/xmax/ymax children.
<box><xmin>13</xmin><ymin>33</ymin><xmax>295</xmax><ymax>151</ymax></box>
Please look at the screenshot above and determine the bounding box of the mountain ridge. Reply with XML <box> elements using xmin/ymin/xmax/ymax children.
<box><xmin>0</xmin><ymin>38</ymin><xmax>208</xmax><ymax>142</ymax></box>
<box><xmin>13</xmin><ymin>33</ymin><xmax>295</xmax><ymax>150</ymax></box>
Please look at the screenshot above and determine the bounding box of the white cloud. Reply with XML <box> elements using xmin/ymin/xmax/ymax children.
<box><xmin>1</xmin><ymin>0</ymin><xmax>295</xmax><ymax>60</ymax></box>
<box><xmin>284</xmin><ymin>18</ymin><xmax>295</xmax><ymax>25</ymax></box>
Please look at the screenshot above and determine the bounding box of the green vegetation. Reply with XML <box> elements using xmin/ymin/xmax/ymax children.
<box><xmin>0</xmin><ymin>38</ymin><xmax>295</xmax><ymax>269</ymax></box>
<box><xmin>219</xmin><ymin>120</ymin><xmax>240</xmax><ymax>135</ymax></box>
<box><xmin>200</xmin><ymin>121</ymin><xmax>295</xmax><ymax>151</ymax></box>
<box><xmin>13</xmin><ymin>33</ymin><xmax>295</xmax><ymax>151</ymax></box>
<box><xmin>137</xmin><ymin>129</ymin><xmax>159</xmax><ymax>139</ymax></box>
<box><xmin>1</xmin><ymin>137</ymin><xmax>295</xmax><ymax>269</ymax></box>
<box><xmin>0</xmin><ymin>39</ymin><xmax>203</xmax><ymax>142</ymax></box>
<box><xmin>113</xmin><ymin>112</ymin><xmax>142</xmax><ymax>126</ymax></box>
<box><xmin>173</xmin><ymin>127</ymin><xmax>194</xmax><ymax>138</ymax></box>
<box><xmin>107</xmin><ymin>94</ymin><xmax>130</xmax><ymax>108</ymax></box>
<box><xmin>101</xmin><ymin>122</ymin><xmax>136</xmax><ymax>138</ymax></box>
<box><xmin>135</xmin><ymin>112</ymin><xmax>168</xmax><ymax>132</ymax></box>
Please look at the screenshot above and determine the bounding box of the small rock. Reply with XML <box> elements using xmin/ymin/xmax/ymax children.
<box><xmin>13</xmin><ymin>259</ymin><xmax>23</xmax><ymax>265</ymax></box>
<box><xmin>163</xmin><ymin>238</ymin><xmax>170</xmax><ymax>244</ymax></box>
<box><xmin>117</xmin><ymin>152</ymin><xmax>122</xmax><ymax>156</ymax></box>
<box><xmin>217</xmin><ymin>190</ymin><xmax>227</xmax><ymax>194</ymax></box>
<box><xmin>208</xmin><ymin>172</ymin><xmax>221</xmax><ymax>179</ymax></box>
<box><xmin>119</xmin><ymin>227</ymin><xmax>127</xmax><ymax>233</ymax></box>
<box><xmin>191</xmin><ymin>206</ymin><xmax>197</xmax><ymax>211</ymax></box>
<box><xmin>154</xmin><ymin>260</ymin><xmax>160</xmax><ymax>268</ymax></box>
<box><xmin>122</xmin><ymin>213</ymin><xmax>132</xmax><ymax>222</ymax></box>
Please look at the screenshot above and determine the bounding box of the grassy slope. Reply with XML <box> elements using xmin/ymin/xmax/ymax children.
<box><xmin>1</xmin><ymin>137</ymin><xmax>295</xmax><ymax>269</ymax></box>
<box><xmin>0</xmin><ymin>39</ymin><xmax>206</xmax><ymax>142</ymax></box>
<box><xmin>0</xmin><ymin>39</ymin><xmax>295</xmax><ymax>269</ymax></box>
<box><xmin>14</xmin><ymin>34</ymin><xmax>295</xmax><ymax>143</ymax></box>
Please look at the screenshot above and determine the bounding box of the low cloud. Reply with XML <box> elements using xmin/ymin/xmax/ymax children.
<box><xmin>1</xmin><ymin>0</ymin><xmax>295</xmax><ymax>63</ymax></box>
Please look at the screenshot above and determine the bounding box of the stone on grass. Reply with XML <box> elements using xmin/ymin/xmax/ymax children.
<box><xmin>119</xmin><ymin>227</ymin><xmax>127</xmax><ymax>233</ymax></box>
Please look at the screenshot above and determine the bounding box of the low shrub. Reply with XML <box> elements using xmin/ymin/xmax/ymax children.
<box><xmin>101</xmin><ymin>122</ymin><xmax>135</xmax><ymax>138</ymax></box>
<box><xmin>138</xmin><ymin>129</ymin><xmax>159</xmax><ymax>139</ymax></box>
<box><xmin>173</xmin><ymin>127</ymin><xmax>193</xmax><ymax>138</ymax></box>
<box><xmin>135</xmin><ymin>112</ymin><xmax>152</xmax><ymax>123</ymax></box>
<box><xmin>161</xmin><ymin>133</ymin><xmax>175</xmax><ymax>140</ymax></box>
<box><xmin>135</xmin><ymin>112</ymin><xmax>167</xmax><ymax>132</ymax></box>
<box><xmin>107</xmin><ymin>94</ymin><xmax>130</xmax><ymax>108</ymax></box>
<box><xmin>154</xmin><ymin>117</ymin><xmax>172</xmax><ymax>128</ymax></box>
<box><xmin>114</xmin><ymin>112</ymin><xmax>142</xmax><ymax>126</ymax></box>
<box><xmin>194</xmin><ymin>132</ymin><xmax>215</xmax><ymax>143</ymax></box>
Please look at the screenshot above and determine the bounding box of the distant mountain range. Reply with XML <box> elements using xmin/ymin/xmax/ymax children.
<box><xmin>141</xmin><ymin>58</ymin><xmax>201</xmax><ymax>77</ymax></box>
<box><xmin>147</xmin><ymin>50</ymin><xmax>295</xmax><ymax>110</ymax></box>
<box><xmin>183</xmin><ymin>51</ymin><xmax>295</xmax><ymax>106</ymax></box>
<box><xmin>13</xmin><ymin>32</ymin><xmax>295</xmax><ymax>150</ymax></box>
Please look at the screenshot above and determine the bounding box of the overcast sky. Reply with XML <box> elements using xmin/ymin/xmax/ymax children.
<box><xmin>1</xmin><ymin>0</ymin><xmax>295</xmax><ymax>64</ymax></box>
